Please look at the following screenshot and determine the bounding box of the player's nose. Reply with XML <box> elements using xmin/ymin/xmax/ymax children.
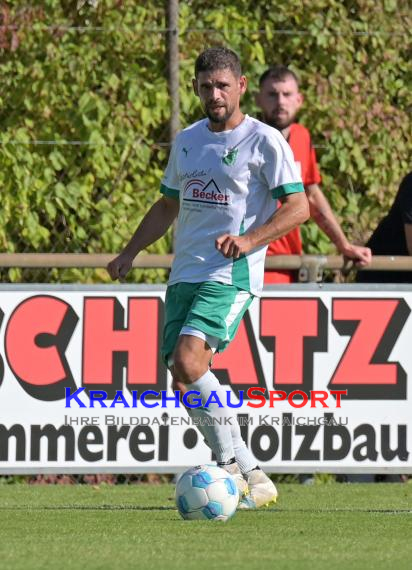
<box><xmin>210</xmin><ymin>86</ymin><xmax>222</xmax><ymax>100</ymax></box>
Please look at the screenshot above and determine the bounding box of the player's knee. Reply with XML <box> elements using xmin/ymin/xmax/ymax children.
<box><xmin>171</xmin><ymin>378</ymin><xmax>190</xmax><ymax>405</ymax></box>
<box><xmin>173</xmin><ymin>347</ymin><xmax>203</xmax><ymax>383</ymax></box>
<box><xmin>171</xmin><ymin>377</ymin><xmax>186</xmax><ymax>392</ymax></box>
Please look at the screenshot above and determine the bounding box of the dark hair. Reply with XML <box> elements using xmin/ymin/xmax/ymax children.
<box><xmin>195</xmin><ymin>47</ymin><xmax>242</xmax><ymax>78</ymax></box>
<box><xmin>259</xmin><ymin>65</ymin><xmax>300</xmax><ymax>87</ymax></box>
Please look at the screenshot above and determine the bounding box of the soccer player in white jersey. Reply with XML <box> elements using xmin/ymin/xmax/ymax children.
<box><xmin>108</xmin><ymin>47</ymin><xmax>309</xmax><ymax>509</ymax></box>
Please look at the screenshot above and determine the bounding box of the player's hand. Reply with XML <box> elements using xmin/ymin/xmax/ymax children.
<box><xmin>107</xmin><ymin>252</ymin><xmax>134</xmax><ymax>281</ymax></box>
<box><xmin>341</xmin><ymin>244</ymin><xmax>372</xmax><ymax>267</ymax></box>
<box><xmin>215</xmin><ymin>234</ymin><xmax>252</xmax><ymax>259</ymax></box>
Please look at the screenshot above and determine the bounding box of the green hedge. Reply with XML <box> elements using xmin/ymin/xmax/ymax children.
<box><xmin>0</xmin><ymin>0</ymin><xmax>410</xmax><ymax>282</ymax></box>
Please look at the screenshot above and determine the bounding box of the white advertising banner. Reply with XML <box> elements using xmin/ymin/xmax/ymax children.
<box><xmin>0</xmin><ymin>284</ymin><xmax>411</xmax><ymax>474</ymax></box>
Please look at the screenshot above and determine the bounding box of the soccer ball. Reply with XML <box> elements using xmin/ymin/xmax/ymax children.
<box><xmin>175</xmin><ymin>464</ymin><xmax>239</xmax><ymax>521</ymax></box>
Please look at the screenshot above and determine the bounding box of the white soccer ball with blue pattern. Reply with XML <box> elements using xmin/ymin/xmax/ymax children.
<box><xmin>175</xmin><ymin>464</ymin><xmax>239</xmax><ymax>521</ymax></box>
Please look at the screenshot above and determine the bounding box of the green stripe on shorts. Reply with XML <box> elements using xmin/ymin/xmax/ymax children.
<box><xmin>161</xmin><ymin>281</ymin><xmax>254</xmax><ymax>364</ymax></box>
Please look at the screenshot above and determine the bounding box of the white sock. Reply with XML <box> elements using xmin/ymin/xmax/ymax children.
<box><xmin>187</xmin><ymin>373</ymin><xmax>257</xmax><ymax>472</ymax></box>
<box><xmin>230</xmin><ymin>422</ymin><xmax>258</xmax><ymax>474</ymax></box>
<box><xmin>188</xmin><ymin>370</ymin><xmax>234</xmax><ymax>463</ymax></box>
<box><xmin>213</xmin><ymin>383</ymin><xmax>257</xmax><ymax>473</ymax></box>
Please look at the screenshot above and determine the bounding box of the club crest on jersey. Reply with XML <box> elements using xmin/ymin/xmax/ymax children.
<box><xmin>222</xmin><ymin>148</ymin><xmax>238</xmax><ymax>166</ymax></box>
<box><xmin>183</xmin><ymin>178</ymin><xmax>231</xmax><ymax>206</ymax></box>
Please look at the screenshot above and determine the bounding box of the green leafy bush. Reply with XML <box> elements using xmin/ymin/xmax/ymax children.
<box><xmin>0</xmin><ymin>0</ymin><xmax>410</xmax><ymax>282</ymax></box>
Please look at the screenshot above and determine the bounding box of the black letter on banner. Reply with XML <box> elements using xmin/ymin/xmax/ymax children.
<box><xmin>0</xmin><ymin>425</ymin><xmax>26</xmax><ymax>461</ymax></box>
<box><xmin>78</xmin><ymin>426</ymin><xmax>103</xmax><ymax>461</ymax></box>
<box><xmin>294</xmin><ymin>426</ymin><xmax>320</xmax><ymax>461</ymax></box>
<box><xmin>352</xmin><ymin>425</ymin><xmax>378</xmax><ymax>461</ymax></box>
<box><xmin>250</xmin><ymin>425</ymin><xmax>279</xmax><ymax>461</ymax></box>
<box><xmin>381</xmin><ymin>425</ymin><xmax>409</xmax><ymax>461</ymax></box>
<box><xmin>107</xmin><ymin>426</ymin><xmax>130</xmax><ymax>461</ymax></box>
<box><xmin>31</xmin><ymin>425</ymin><xmax>75</xmax><ymax>461</ymax></box>
<box><xmin>129</xmin><ymin>426</ymin><xmax>155</xmax><ymax>461</ymax></box>
<box><xmin>323</xmin><ymin>414</ymin><xmax>351</xmax><ymax>460</ymax></box>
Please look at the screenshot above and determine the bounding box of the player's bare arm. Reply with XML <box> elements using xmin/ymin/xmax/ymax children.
<box><xmin>107</xmin><ymin>196</ymin><xmax>179</xmax><ymax>280</ymax></box>
<box><xmin>306</xmin><ymin>183</ymin><xmax>372</xmax><ymax>267</ymax></box>
<box><xmin>216</xmin><ymin>192</ymin><xmax>309</xmax><ymax>259</ymax></box>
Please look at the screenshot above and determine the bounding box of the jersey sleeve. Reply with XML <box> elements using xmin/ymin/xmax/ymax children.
<box><xmin>398</xmin><ymin>173</ymin><xmax>412</xmax><ymax>224</ymax></box>
<box><xmin>160</xmin><ymin>140</ymin><xmax>180</xmax><ymax>200</ymax></box>
<box><xmin>306</xmin><ymin>139</ymin><xmax>322</xmax><ymax>186</ymax></box>
<box><xmin>260</xmin><ymin>131</ymin><xmax>305</xmax><ymax>199</ymax></box>
<box><xmin>288</xmin><ymin>124</ymin><xmax>321</xmax><ymax>187</ymax></box>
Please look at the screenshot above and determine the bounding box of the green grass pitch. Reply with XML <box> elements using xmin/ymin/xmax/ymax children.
<box><xmin>0</xmin><ymin>482</ymin><xmax>411</xmax><ymax>570</ymax></box>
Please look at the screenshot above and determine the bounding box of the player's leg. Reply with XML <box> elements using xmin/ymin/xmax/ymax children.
<box><xmin>180</xmin><ymin>282</ymin><xmax>277</xmax><ymax>506</ymax></box>
<box><xmin>162</xmin><ymin>283</ymin><xmax>245</xmax><ymax>492</ymax></box>
<box><xmin>216</xmin><ymin>292</ymin><xmax>278</xmax><ymax>509</ymax></box>
<box><xmin>174</xmin><ymin>281</ymin><xmax>254</xmax><ymax>471</ymax></box>
<box><xmin>207</xmin><ymin>381</ymin><xmax>278</xmax><ymax>506</ymax></box>
<box><xmin>175</xmin><ymin>342</ymin><xmax>277</xmax><ymax>507</ymax></box>
<box><xmin>163</xmin><ymin>281</ymin><xmax>276</xmax><ymax>507</ymax></box>
<box><xmin>176</xmin><ymin>365</ymin><xmax>276</xmax><ymax>507</ymax></box>
<box><xmin>171</xmin><ymin>340</ymin><xmax>248</xmax><ymax>497</ymax></box>
<box><xmin>173</xmin><ymin>333</ymin><xmax>236</xmax><ymax>465</ymax></box>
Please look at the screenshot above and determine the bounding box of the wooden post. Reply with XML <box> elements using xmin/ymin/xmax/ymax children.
<box><xmin>167</xmin><ymin>0</ymin><xmax>180</xmax><ymax>140</ymax></box>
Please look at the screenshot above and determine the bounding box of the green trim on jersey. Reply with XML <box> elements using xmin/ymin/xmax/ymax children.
<box><xmin>271</xmin><ymin>181</ymin><xmax>304</xmax><ymax>199</ymax></box>
<box><xmin>231</xmin><ymin>219</ymin><xmax>250</xmax><ymax>292</ymax></box>
<box><xmin>160</xmin><ymin>183</ymin><xmax>179</xmax><ymax>200</ymax></box>
<box><xmin>232</xmin><ymin>256</ymin><xmax>250</xmax><ymax>291</ymax></box>
<box><xmin>161</xmin><ymin>116</ymin><xmax>304</xmax><ymax>295</ymax></box>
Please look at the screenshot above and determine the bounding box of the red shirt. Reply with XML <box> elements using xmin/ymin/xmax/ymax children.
<box><xmin>265</xmin><ymin>123</ymin><xmax>321</xmax><ymax>283</ymax></box>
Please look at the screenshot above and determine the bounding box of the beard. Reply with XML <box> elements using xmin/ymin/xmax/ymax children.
<box><xmin>205</xmin><ymin>103</ymin><xmax>233</xmax><ymax>124</ymax></box>
<box><xmin>263</xmin><ymin>112</ymin><xmax>294</xmax><ymax>131</ymax></box>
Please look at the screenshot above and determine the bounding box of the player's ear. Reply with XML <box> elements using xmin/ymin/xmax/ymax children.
<box><xmin>296</xmin><ymin>92</ymin><xmax>304</xmax><ymax>108</ymax></box>
<box><xmin>239</xmin><ymin>75</ymin><xmax>247</xmax><ymax>95</ymax></box>
<box><xmin>192</xmin><ymin>78</ymin><xmax>199</xmax><ymax>96</ymax></box>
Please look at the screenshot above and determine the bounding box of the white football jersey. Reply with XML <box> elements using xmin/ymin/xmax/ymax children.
<box><xmin>161</xmin><ymin>115</ymin><xmax>303</xmax><ymax>295</ymax></box>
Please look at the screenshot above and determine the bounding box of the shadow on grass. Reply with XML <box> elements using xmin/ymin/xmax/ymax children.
<box><xmin>0</xmin><ymin>505</ymin><xmax>177</xmax><ymax>511</ymax></box>
<box><xmin>0</xmin><ymin>505</ymin><xmax>411</xmax><ymax>514</ymax></box>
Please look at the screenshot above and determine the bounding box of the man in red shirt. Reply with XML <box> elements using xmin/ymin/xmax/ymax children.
<box><xmin>256</xmin><ymin>66</ymin><xmax>371</xmax><ymax>283</ymax></box>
